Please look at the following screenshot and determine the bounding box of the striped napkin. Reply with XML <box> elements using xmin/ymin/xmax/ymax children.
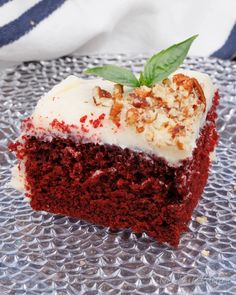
<box><xmin>0</xmin><ymin>0</ymin><xmax>235</xmax><ymax>63</ymax></box>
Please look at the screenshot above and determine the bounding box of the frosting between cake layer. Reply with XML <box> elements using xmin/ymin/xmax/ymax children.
<box><xmin>27</xmin><ymin>70</ymin><xmax>215</xmax><ymax>165</ymax></box>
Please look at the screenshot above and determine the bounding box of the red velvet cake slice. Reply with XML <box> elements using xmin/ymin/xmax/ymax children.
<box><xmin>9</xmin><ymin>69</ymin><xmax>219</xmax><ymax>246</ymax></box>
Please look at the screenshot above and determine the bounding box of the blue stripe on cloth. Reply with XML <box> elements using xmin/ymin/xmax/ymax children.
<box><xmin>212</xmin><ymin>23</ymin><xmax>236</xmax><ymax>60</ymax></box>
<box><xmin>0</xmin><ymin>0</ymin><xmax>65</xmax><ymax>47</ymax></box>
<box><xmin>0</xmin><ymin>0</ymin><xmax>12</xmax><ymax>7</ymax></box>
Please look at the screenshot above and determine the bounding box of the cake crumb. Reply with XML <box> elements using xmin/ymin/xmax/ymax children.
<box><xmin>209</xmin><ymin>150</ymin><xmax>216</xmax><ymax>162</ymax></box>
<box><xmin>201</xmin><ymin>249</ymin><xmax>209</xmax><ymax>257</ymax></box>
<box><xmin>231</xmin><ymin>184</ymin><xmax>236</xmax><ymax>193</ymax></box>
<box><xmin>196</xmin><ymin>216</ymin><xmax>208</xmax><ymax>225</ymax></box>
<box><xmin>79</xmin><ymin>260</ymin><xmax>86</xmax><ymax>266</ymax></box>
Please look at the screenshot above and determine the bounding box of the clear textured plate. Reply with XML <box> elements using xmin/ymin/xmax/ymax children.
<box><xmin>0</xmin><ymin>55</ymin><xmax>236</xmax><ymax>295</ymax></box>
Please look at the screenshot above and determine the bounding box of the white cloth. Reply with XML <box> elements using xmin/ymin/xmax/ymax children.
<box><xmin>0</xmin><ymin>0</ymin><xmax>235</xmax><ymax>63</ymax></box>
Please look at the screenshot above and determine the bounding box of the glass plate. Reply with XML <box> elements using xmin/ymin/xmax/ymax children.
<box><xmin>0</xmin><ymin>55</ymin><xmax>236</xmax><ymax>295</ymax></box>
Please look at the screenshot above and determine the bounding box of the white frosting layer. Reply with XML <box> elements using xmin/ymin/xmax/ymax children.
<box><xmin>29</xmin><ymin>70</ymin><xmax>215</xmax><ymax>165</ymax></box>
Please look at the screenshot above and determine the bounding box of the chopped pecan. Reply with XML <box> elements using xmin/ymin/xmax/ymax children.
<box><xmin>182</xmin><ymin>107</ymin><xmax>189</xmax><ymax>117</ymax></box>
<box><xmin>162</xmin><ymin>78</ymin><xmax>169</xmax><ymax>85</ymax></box>
<box><xmin>176</xmin><ymin>140</ymin><xmax>184</xmax><ymax>150</ymax></box>
<box><xmin>145</xmin><ymin>129</ymin><xmax>154</xmax><ymax>142</ymax></box>
<box><xmin>152</xmin><ymin>97</ymin><xmax>165</xmax><ymax>108</ymax></box>
<box><xmin>130</xmin><ymin>86</ymin><xmax>152</xmax><ymax>99</ymax></box>
<box><xmin>126</xmin><ymin>108</ymin><xmax>139</xmax><ymax>125</ymax></box>
<box><xmin>95</xmin><ymin>87</ymin><xmax>112</xmax><ymax>98</ymax></box>
<box><xmin>129</xmin><ymin>86</ymin><xmax>152</xmax><ymax>108</ymax></box>
<box><xmin>193</xmin><ymin>104</ymin><xmax>198</xmax><ymax>111</ymax></box>
<box><xmin>142</xmin><ymin>110</ymin><xmax>157</xmax><ymax>123</ymax></box>
<box><xmin>170</xmin><ymin>124</ymin><xmax>185</xmax><ymax>138</ymax></box>
<box><xmin>136</xmin><ymin>125</ymin><xmax>145</xmax><ymax>133</ymax></box>
<box><xmin>191</xmin><ymin>78</ymin><xmax>206</xmax><ymax>111</ymax></box>
<box><xmin>132</xmin><ymin>97</ymin><xmax>150</xmax><ymax>108</ymax></box>
<box><xmin>162</xmin><ymin>122</ymin><xmax>169</xmax><ymax>128</ymax></box>
<box><xmin>109</xmin><ymin>101</ymin><xmax>123</xmax><ymax>127</ymax></box>
<box><xmin>113</xmin><ymin>84</ymin><xmax>124</xmax><ymax>100</ymax></box>
<box><xmin>114</xmin><ymin>83</ymin><xmax>124</xmax><ymax>93</ymax></box>
<box><xmin>93</xmin><ymin>97</ymin><xmax>99</xmax><ymax>106</ymax></box>
<box><xmin>93</xmin><ymin>86</ymin><xmax>112</xmax><ymax>105</ymax></box>
<box><xmin>98</xmin><ymin>87</ymin><xmax>112</xmax><ymax>98</ymax></box>
<box><xmin>173</xmin><ymin>74</ymin><xmax>206</xmax><ymax>111</ymax></box>
<box><xmin>93</xmin><ymin>87</ymin><xmax>101</xmax><ymax>105</ymax></box>
<box><xmin>162</xmin><ymin>79</ymin><xmax>175</xmax><ymax>93</ymax></box>
<box><xmin>173</xmin><ymin>74</ymin><xmax>194</xmax><ymax>93</ymax></box>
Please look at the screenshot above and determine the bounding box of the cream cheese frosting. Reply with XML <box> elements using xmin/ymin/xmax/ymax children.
<box><xmin>26</xmin><ymin>70</ymin><xmax>215</xmax><ymax>165</ymax></box>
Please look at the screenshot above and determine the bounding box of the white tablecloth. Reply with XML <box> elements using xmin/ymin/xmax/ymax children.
<box><xmin>0</xmin><ymin>0</ymin><xmax>235</xmax><ymax>69</ymax></box>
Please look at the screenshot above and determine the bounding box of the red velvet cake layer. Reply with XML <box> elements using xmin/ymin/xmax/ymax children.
<box><xmin>10</xmin><ymin>92</ymin><xmax>219</xmax><ymax>246</ymax></box>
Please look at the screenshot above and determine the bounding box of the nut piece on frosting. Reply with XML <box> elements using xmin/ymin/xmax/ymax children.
<box><xmin>109</xmin><ymin>101</ymin><xmax>123</xmax><ymax>127</ymax></box>
<box><xmin>93</xmin><ymin>86</ymin><xmax>112</xmax><ymax>106</ymax></box>
<box><xmin>113</xmin><ymin>83</ymin><xmax>124</xmax><ymax>99</ymax></box>
<box><xmin>126</xmin><ymin>108</ymin><xmax>139</xmax><ymax>126</ymax></box>
<box><xmin>173</xmin><ymin>74</ymin><xmax>206</xmax><ymax>111</ymax></box>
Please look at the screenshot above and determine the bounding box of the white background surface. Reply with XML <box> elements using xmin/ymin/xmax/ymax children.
<box><xmin>0</xmin><ymin>0</ymin><xmax>235</xmax><ymax>71</ymax></box>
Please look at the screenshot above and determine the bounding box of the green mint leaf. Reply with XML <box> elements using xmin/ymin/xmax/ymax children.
<box><xmin>143</xmin><ymin>35</ymin><xmax>198</xmax><ymax>87</ymax></box>
<box><xmin>139</xmin><ymin>72</ymin><xmax>145</xmax><ymax>86</ymax></box>
<box><xmin>83</xmin><ymin>65</ymin><xmax>140</xmax><ymax>87</ymax></box>
<box><xmin>83</xmin><ymin>35</ymin><xmax>198</xmax><ymax>88</ymax></box>
<box><xmin>139</xmin><ymin>71</ymin><xmax>146</xmax><ymax>86</ymax></box>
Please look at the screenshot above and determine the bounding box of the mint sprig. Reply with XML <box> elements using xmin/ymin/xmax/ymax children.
<box><xmin>142</xmin><ymin>35</ymin><xmax>198</xmax><ymax>86</ymax></box>
<box><xmin>84</xmin><ymin>64</ymin><xmax>140</xmax><ymax>88</ymax></box>
<box><xmin>84</xmin><ymin>35</ymin><xmax>198</xmax><ymax>88</ymax></box>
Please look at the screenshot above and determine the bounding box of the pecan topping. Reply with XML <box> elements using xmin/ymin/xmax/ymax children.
<box><xmin>162</xmin><ymin>78</ymin><xmax>171</xmax><ymax>86</ymax></box>
<box><xmin>163</xmin><ymin>81</ymin><xmax>175</xmax><ymax>93</ymax></box>
<box><xmin>114</xmin><ymin>83</ymin><xmax>124</xmax><ymax>93</ymax></box>
<box><xmin>142</xmin><ymin>110</ymin><xmax>157</xmax><ymax>123</ymax></box>
<box><xmin>145</xmin><ymin>129</ymin><xmax>154</xmax><ymax>142</ymax></box>
<box><xmin>153</xmin><ymin>96</ymin><xmax>169</xmax><ymax>109</ymax></box>
<box><xmin>91</xmin><ymin>71</ymin><xmax>208</xmax><ymax>151</ymax></box>
<box><xmin>136</xmin><ymin>125</ymin><xmax>145</xmax><ymax>133</ymax></box>
<box><xmin>173</xmin><ymin>74</ymin><xmax>194</xmax><ymax>93</ymax></box>
<box><xmin>109</xmin><ymin>101</ymin><xmax>123</xmax><ymax>127</ymax></box>
<box><xmin>126</xmin><ymin>108</ymin><xmax>139</xmax><ymax>125</ymax></box>
<box><xmin>182</xmin><ymin>107</ymin><xmax>189</xmax><ymax>117</ymax></box>
<box><xmin>128</xmin><ymin>86</ymin><xmax>152</xmax><ymax>108</ymax></box>
<box><xmin>97</xmin><ymin>86</ymin><xmax>112</xmax><ymax>98</ymax></box>
<box><xmin>132</xmin><ymin>97</ymin><xmax>149</xmax><ymax>108</ymax></box>
<box><xmin>191</xmin><ymin>78</ymin><xmax>206</xmax><ymax>111</ymax></box>
<box><xmin>109</xmin><ymin>84</ymin><xmax>125</xmax><ymax>126</ymax></box>
<box><xmin>113</xmin><ymin>84</ymin><xmax>124</xmax><ymax>100</ymax></box>
<box><xmin>173</xmin><ymin>74</ymin><xmax>206</xmax><ymax>111</ymax></box>
<box><xmin>171</xmin><ymin>124</ymin><xmax>185</xmax><ymax>138</ymax></box>
<box><xmin>130</xmin><ymin>87</ymin><xmax>152</xmax><ymax>99</ymax></box>
<box><xmin>93</xmin><ymin>86</ymin><xmax>112</xmax><ymax>105</ymax></box>
<box><xmin>162</xmin><ymin>122</ymin><xmax>169</xmax><ymax>128</ymax></box>
<box><xmin>176</xmin><ymin>140</ymin><xmax>184</xmax><ymax>150</ymax></box>
<box><xmin>162</xmin><ymin>78</ymin><xmax>175</xmax><ymax>93</ymax></box>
